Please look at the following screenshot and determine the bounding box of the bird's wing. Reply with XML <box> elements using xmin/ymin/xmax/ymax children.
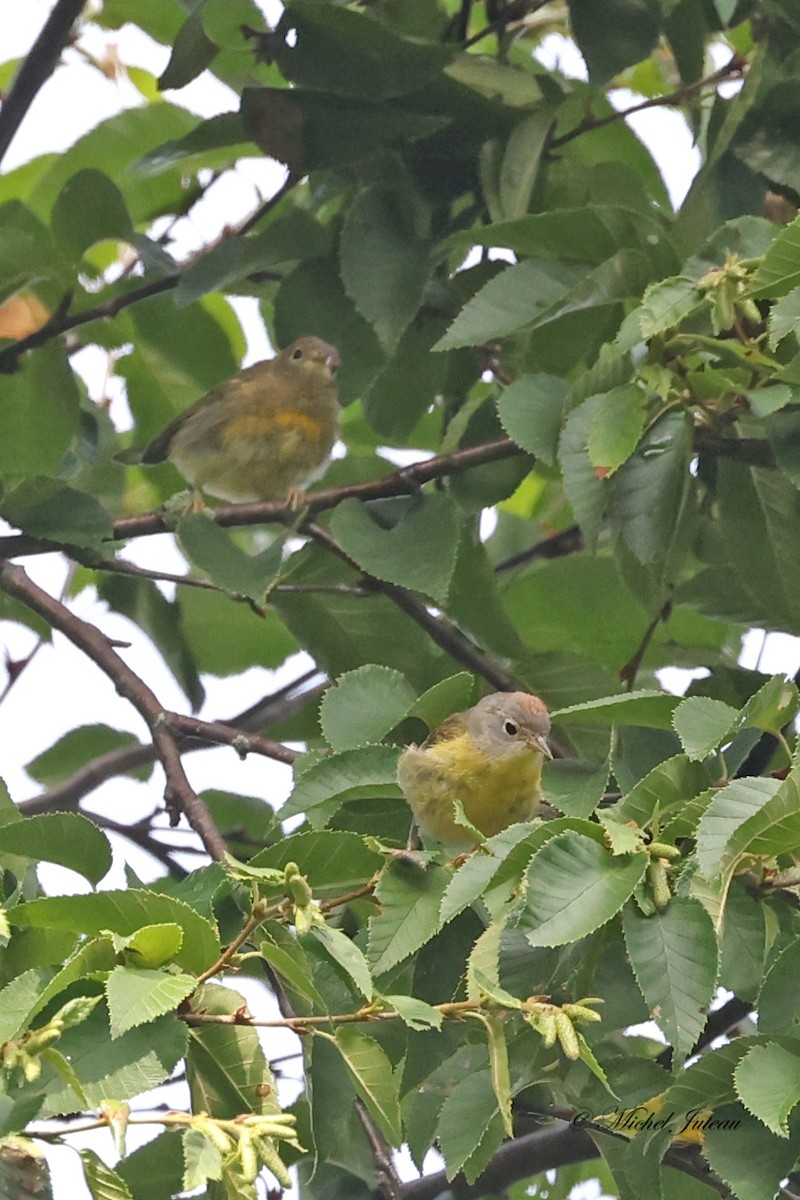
<box><xmin>138</xmin><ymin>380</ymin><xmax>234</xmax><ymax>464</ymax></box>
<box><xmin>420</xmin><ymin>711</ymin><xmax>468</xmax><ymax>749</ymax></box>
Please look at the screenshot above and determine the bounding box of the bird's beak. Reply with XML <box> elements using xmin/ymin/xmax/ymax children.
<box><xmin>530</xmin><ymin>732</ymin><xmax>552</xmax><ymax>759</ymax></box>
<box><xmin>324</xmin><ymin>349</ymin><xmax>341</xmax><ymax>371</ymax></box>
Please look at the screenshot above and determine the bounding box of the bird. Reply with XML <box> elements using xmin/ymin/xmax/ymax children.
<box><xmin>118</xmin><ymin>335</ymin><xmax>340</xmax><ymax>507</ymax></box>
<box><xmin>397</xmin><ymin>691</ymin><xmax>552</xmax><ymax>848</ymax></box>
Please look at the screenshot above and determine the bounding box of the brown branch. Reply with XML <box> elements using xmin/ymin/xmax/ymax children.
<box><xmin>0</xmin><ymin>438</ymin><xmax>523</xmax><ymax>559</ymax></box>
<box><xmin>355</xmin><ymin>1098</ymin><xmax>402</xmax><ymax>1200</ymax></box>
<box><xmin>0</xmin><ymin>0</ymin><xmax>87</xmax><ymax>168</ymax></box>
<box><xmin>550</xmin><ymin>55</ymin><xmax>747</xmax><ymax>151</ymax></box>
<box><xmin>306</xmin><ymin>522</ymin><xmax>522</xmax><ymax>692</ymax></box>
<box><xmin>494</xmin><ymin>525</ymin><xmax>583</xmax><ymax>573</ymax></box>
<box><xmin>0</xmin><ymin>560</ymin><xmax>227</xmax><ymax>861</ymax></box>
<box><xmin>164</xmin><ymin>713</ymin><xmax>298</xmax><ymax>765</ymax></box>
<box><xmin>19</xmin><ymin>668</ymin><xmax>321</xmax><ymax>815</ymax></box>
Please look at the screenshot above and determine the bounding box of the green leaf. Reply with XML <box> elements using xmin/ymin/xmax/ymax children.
<box><xmin>610</xmin><ymin>411</ymin><xmax>692</xmax><ymax>563</ymax></box>
<box><xmin>746</xmin><ymin>384</ymin><xmax>795</xmax><ymax>417</ymax></box>
<box><xmin>0</xmin><ymin>814</ymin><xmax>111</xmax><ymax>886</ymax></box>
<box><xmin>767</xmin><ymin>286</ymin><xmax>800</xmax><ymax>349</ymax></box>
<box><xmin>158</xmin><ymin>8</ymin><xmax>216</xmax><ymax>90</ymax></box>
<box><xmin>105</xmin><ymin>967</ymin><xmax>197</xmax><ymax>1038</ymax></box>
<box><xmin>330</xmin><ymin>493</ymin><xmax>459</xmax><ymax>604</ymax></box>
<box><xmin>558</xmin><ymin>393</ymin><xmax>608</xmax><ymax>551</ymax></box>
<box><xmin>10</xmin><ymin>890</ymin><xmax>220</xmax><ymax>974</ymax></box>
<box><xmin>498</xmin><ymin>108</ymin><xmax>553</xmax><ymax>221</ymax></box>
<box><xmin>616</xmin><ymin>753</ymin><xmax>712</xmax><ymax>828</ymax></box>
<box><xmin>380</xmin><ymin>994</ymin><xmax>443</xmax><ymax>1031</ymax></box>
<box><xmin>250</xmin><ymin>830</ymin><xmax>382</xmax><ymax>897</ymax></box>
<box><xmin>0</xmin><ymin>346</ymin><xmax>80</xmax><ymax>479</ymax></box>
<box><xmin>749</xmin><ymin>213</ymin><xmax>800</xmax><ymax>299</ymax></box>
<box><xmin>26</xmin><ymin>725</ymin><xmax>147</xmax><ymax>787</ymax></box>
<box><xmin>340</xmin><ymin>183</ymin><xmax>431</xmax><ymax>351</ymax></box>
<box><xmin>672</xmin><ymin>696</ymin><xmax>740</xmax><ymax>760</ymax></box>
<box><xmin>436</xmin><ymin>258</ymin><xmax>587</xmax><ymax>349</ymax></box>
<box><xmin>436</xmin><ymin>1068</ymin><xmax>504</xmax><ymax>1183</ymax></box>
<box><xmin>307</xmin><ymin>925</ymin><xmax>374</xmax><ymax>1001</ymax></box>
<box><xmin>41</xmin><ymin>1005</ymin><xmax>187</xmax><ymax>1118</ymax></box>
<box><xmin>715</xmin><ymin>455</ymin><xmax>800</xmax><ymax>635</ymax></box>
<box><xmin>51</xmin><ymin>169</ymin><xmax>132</xmax><ymax>262</ymax></box>
<box><xmin>0</xmin><ymin>200</ymin><xmax>67</xmax><ymax>305</ymax></box>
<box><xmin>695</xmin><ymin>776</ymin><xmax>781</xmax><ymax>882</ymax></box>
<box><xmin>182</xmin><ymin>1127</ymin><xmax>223</xmax><ymax>1192</ymax></box>
<box><xmin>496</xmin><ymin>373</ymin><xmax>568</xmax><ymax>467</ymax></box>
<box><xmin>623</xmin><ymin>898</ymin><xmax>718</xmax><ymax>1066</ymax></box>
<box><xmin>587</xmin><ymin>384</ymin><xmax>648</xmax><ymax>475</ymax></box>
<box><xmin>409</xmin><ymin>673</ymin><xmax>475</xmax><ymax>732</ymax></box>
<box><xmin>332</xmin><ymin>1026</ymin><xmax>402</xmax><ymax>1144</ymax></box>
<box><xmin>553</xmin><ymin>690</ymin><xmax>680</xmax><ymax>728</ymax></box>
<box><xmin>320</xmin><ymin>665</ymin><xmax>416</xmax><ymax>751</ymax></box>
<box><xmin>637</xmin><ymin>275</ymin><xmax>703</xmax><ymax>338</ymax></box>
<box><xmin>80</xmin><ymin>1149</ymin><xmax>134</xmax><ymax>1200</ymax></box>
<box><xmin>703</xmin><ymin>1101</ymin><xmax>800</xmax><ymax>1200</ymax></box>
<box><xmin>1</xmin><ymin>478</ymin><xmax>113</xmax><ymax>548</ymax></box>
<box><xmin>759</xmin><ymin>941</ymin><xmax>800</xmax><ymax>1035</ymax></box>
<box><xmin>281</xmin><ymin>745</ymin><xmax>402</xmax><ymax>821</ymax></box>
<box><xmin>187</xmin><ymin>982</ymin><xmax>280</xmax><ymax>1119</ymax></box>
<box><xmin>177</xmin><ymin>512</ymin><xmax>283</xmax><ymax>601</ymax></box>
<box><xmin>178</xmin><ymin>585</ymin><xmax>296</xmax><ymax>678</ymax></box>
<box><xmin>541</xmin><ymin>755</ymin><xmax>611</xmax><ymax>818</ymax></box>
<box><xmin>734</xmin><ymin>1043</ymin><xmax>800</xmax><ymax>1137</ymax></box>
<box><xmin>568</xmin><ymin>0</ymin><xmax>660</xmax><ymax>82</ymax></box>
<box><xmin>515</xmin><ymin>833</ymin><xmax>648</xmax><ymax>946</ymax></box>
<box><xmin>740</xmin><ymin>673</ymin><xmax>799</xmax><ymax>734</ymax></box>
<box><xmin>367</xmin><ymin>861</ymin><xmax>450</xmax><ymax>975</ymax></box>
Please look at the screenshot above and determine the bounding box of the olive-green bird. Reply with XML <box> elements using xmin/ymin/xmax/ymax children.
<box><xmin>398</xmin><ymin>691</ymin><xmax>552</xmax><ymax>848</ymax></box>
<box><xmin>120</xmin><ymin>335</ymin><xmax>340</xmax><ymax>506</ymax></box>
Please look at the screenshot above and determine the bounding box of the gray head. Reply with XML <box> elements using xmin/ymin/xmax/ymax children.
<box><xmin>465</xmin><ymin>691</ymin><xmax>551</xmax><ymax>760</ymax></box>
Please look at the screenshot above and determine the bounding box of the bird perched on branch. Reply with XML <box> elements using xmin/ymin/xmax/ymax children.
<box><xmin>118</xmin><ymin>335</ymin><xmax>340</xmax><ymax>508</ymax></box>
<box><xmin>398</xmin><ymin>691</ymin><xmax>552</xmax><ymax>848</ymax></box>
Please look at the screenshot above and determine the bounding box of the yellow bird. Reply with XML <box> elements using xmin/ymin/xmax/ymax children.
<box><xmin>120</xmin><ymin>335</ymin><xmax>340</xmax><ymax>506</ymax></box>
<box><xmin>398</xmin><ymin>691</ymin><xmax>552</xmax><ymax>848</ymax></box>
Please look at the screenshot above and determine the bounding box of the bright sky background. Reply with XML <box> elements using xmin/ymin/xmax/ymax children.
<box><xmin>2</xmin><ymin>5</ymin><xmax>800</xmax><ymax>1197</ymax></box>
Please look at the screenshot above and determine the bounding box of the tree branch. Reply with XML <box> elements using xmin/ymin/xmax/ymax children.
<box><xmin>306</xmin><ymin>522</ymin><xmax>522</xmax><ymax>692</ymax></box>
<box><xmin>0</xmin><ymin>439</ymin><xmax>524</xmax><ymax>559</ymax></box>
<box><xmin>0</xmin><ymin>560</ymin><xmax>227</xmax><ymax>861</ymax></box>
<box><xmin>0</xmin><ymin>0</ymin><xmax>87</xmax><ymax>169</ymax></box>
<box><xmin>550</xmin><ymin>55</ymin><xmax>747</xmax><ymax>151</ymax></box>
<box><xmin>19</xmin><ymin>668</ymin><xmax>320</xmax><ymax>815</ymax></box>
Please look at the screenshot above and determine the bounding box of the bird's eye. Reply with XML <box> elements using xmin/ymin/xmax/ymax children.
<box><xmin>503</xmin><ymin>720</ymin><xmax>518</xmax><ymax>736</ymax></box>
<box><xmin>291</xmin><ymin>347</ymin><xmax>303</xmax><ymax>360</ymax></box>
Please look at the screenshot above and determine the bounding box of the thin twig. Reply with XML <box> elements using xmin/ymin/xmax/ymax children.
<box><xmin>550</xmin><ymin>55</ymin><xmax>747</xmax><ymax>151</ymax></box>
<box><xmin>355</xmin><ymin>1098</ymin><xmax>402</xmax><ymax>1200</ymax></box>
<box><xmin>0</xmin><ymin>560</ymin><xmax>227</xmax><ymax>861</ymax></box>
<box><xmin>0</xmin><ymin>0</ymin><xmax>87</xmax><ymax>168</ymax></box>
<box><xmin>165</xmin><ymin>713</ymin><xmax>298</xmax><ymax>765</ymax></box>
<box><xmin>306</xmin><ymin>522</ymin><xmax>522</xmax><ymax>692</ymax></box>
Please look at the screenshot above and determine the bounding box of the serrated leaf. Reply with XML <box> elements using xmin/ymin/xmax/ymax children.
<box><xmin>182</xmin><ymin>1127</ymin><xmax>223</xmax><ymax>1192</ymax></box>
<box><xmin>105</xmin><ymin>967</ymin><xmax>197</xmax><ymax>1038</ymax></box>
<box><xmin>734</xmin><ymin>1043</ymin><xmax>800</xmax><ymax>1137</ymax></box>
<box><xmin>515</xmin><ymin>832</ymin><xmax>648</xmax><ymax>947</ymax></box>
<box><xmin>553</xmin><ymin>690</ymin><xmax>679</xmax><ymax>728</ymax></box>
<box><xmin>9</xmin><ymin>890</ymin><xmax>220</xmax><ymax>974</ymax></box>
<box><xmin>0</xmin><ymin>813</ymin><xmax>111</xmax><ymax>886</ymax></box>
<box><xmin>281</xmin><ymin>745</ymin><xmax>402</xmax><ymax>820</ymax></box>
<box><xmin>380</xmin><ymin>994</ymin><xmax>442</xmax><ymax>1030</ymax></box>
<box><xmin>672</xmin><ymin>696</ymin><xmax>740</xmax><ymax>760</ymax></box>
<box><xmin>587</xmin><ymin>384</ymin><xmax>648</xmax><ymax>475</ymax></box>
<box><xmin>496</xmin><ymin>373</ymin><xmax>568</xmax><ymax>467</ymax></box>
<box><xmin>749</xmin><ymin>213</ymin><xmax>800</xmax><ymax>299</ymax></box>
<box><xmin>332</xmin><ymin>1026</ymin><xmax>402</xmax><ymax>1144</ymax></box>
<box><xmin>623</xmin><ymin>898</ymin><xmax>718</xmax><ymax>1066</ymax></box>
<box><xmin>307</xmin><ymin>925</ymin><xmax>374</xmax><ymax>1000</ymax></box>
<box><xmin>409</xmin><ymin>673</ymin><xmax>475</xmax><ymax>731</ymax></box>
<box><xmin>340</xmin><ymin>183</ymin><xmax>431</xmax><ymax>351</ymax></box>
<box><xmin>436</xmin><ymin>1068</ymin><xmax>503</xmax><ymax>1182</ymax></box>
<box><xmin>80</xmin><ymin>1149</ymin><xmax>134</xmax><ymax>1200</ymax></box>
<box><xmin>320</xmin><ymin>665</ymin><xmax>415</xmax><ymax>751</ymax></box>
<box><xmin>695</xmin><ymin>776</ymin><xmax>781</xmax><ymax>882</ymax></box>
<box><xmin>367</xmin><ymin>861</ymin><xmax>449</xmax><ymax>975</ymax></box>
<box><xmin>330</xmin><ymin>493</ymin><xmax>459</xmax><ymax>603</ymax></box>
<box><xmin>542</xmin><ymin>754</ymin><xmax>611</xmax><ymax>818</ymax></box>
<box><xmin>177</xmin><ymin>513</ymin><xmax>283</xmax><ymax>601</ymax></box>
